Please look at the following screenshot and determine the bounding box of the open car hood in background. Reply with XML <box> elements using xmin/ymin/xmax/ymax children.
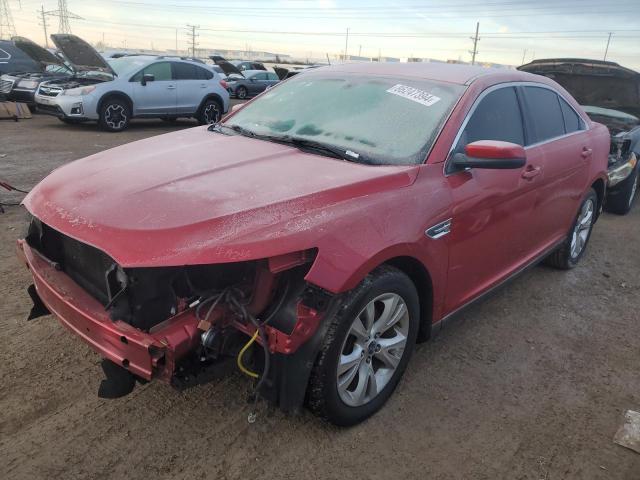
<box><xmin>209</xmin><ymin>56</ymin><xmax>244</xmax><ymax>77</ymax></box>
<box><xmin>12</xmin><ymin>36</ymin><xmax>64</xmax><ymax>69</ymax></box>
<box><xmin>518</xmin><ymin>58</ymin><xmax>640</xmax><ymax>118</ymax></box>
<box><xmin>51</xmin><ymin>34</ymin><xmax>116</xmax><ymax>76</ymax></box>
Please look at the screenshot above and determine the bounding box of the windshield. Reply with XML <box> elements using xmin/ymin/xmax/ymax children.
<box><xmin>107</xmin><ymin>57</ymin><xmax>149</xmax><ymax>76</ymax></box>
<box><xmin>225</xmin><ymin>73</ymin><xmax>464</xmax><ymax>165</ymax></box>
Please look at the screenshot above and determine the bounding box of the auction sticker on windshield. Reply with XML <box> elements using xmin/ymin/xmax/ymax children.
<box><xmin>386</xmin><ymin>84</ymin><xmax>441</xmax><ymax>107</ymax></box>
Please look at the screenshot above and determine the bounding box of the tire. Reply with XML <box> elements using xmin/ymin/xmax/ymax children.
<box><xmin>99</xmin><ymin>97</ymin><xmax>131</xmax><ymax>132</ymax></box>
<box><xmin>307</xmin><ymin>265</ymin><xmax>420</xmax><ymax>426</ymax></box>
<box><xmin>236</xmin><ymin>86</ymin><xmax>248</xmax><ymax>100</ymax></box>
<box><xmin>605</xmin><ymin>164</ymin><xmax>638</xmax><ymax>215</ymax></box>
<box><xmin>545</xmin><ymin>188</ymin><xmax>598</xmax><ymax>269</ymax></box>
<box><xmin>197</xmin><ymin>99</ymin><xmax>222</xmax><ymax>125</ymax></box>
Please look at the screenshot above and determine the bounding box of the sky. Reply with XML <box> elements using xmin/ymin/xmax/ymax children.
<box><xmin>5</xmin><ymin>0</ymin><xmax>640</xmax><ymax>69</ymax></box>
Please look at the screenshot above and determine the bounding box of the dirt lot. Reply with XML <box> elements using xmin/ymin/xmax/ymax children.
<box><xmin>1</xmin><ymin>114</ymin><xmax>639</xmax><ymax>480</ymax></box>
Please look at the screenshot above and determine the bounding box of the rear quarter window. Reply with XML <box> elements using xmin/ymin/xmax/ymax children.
<box><xmin>559</xmin><ymin>97</ymin><xmax>585</xmax><ymax>133</ymax></box>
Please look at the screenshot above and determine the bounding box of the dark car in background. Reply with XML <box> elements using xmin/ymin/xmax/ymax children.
<box><xmin>230</xmin><ymin>60</ymin><xmax>266</xmax><ymax>71</ymax></box>
<box><xmin>519</xmin><ymin>58</ymin><xmax>640</xmax><ymax>214</ymax></box>
<box><xmin>226</xmin><ymin>69</ymin><xmax>279</xmax><ymax>99</ymax></box>
<box><xmin>0</xmin><ymin>36</ymin><xmax>72</xmax><ymax>108</ymax></box>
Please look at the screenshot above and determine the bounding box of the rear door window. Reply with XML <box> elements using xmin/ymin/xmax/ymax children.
<box><xmin>455</xmin><ymin>86</ymin><xmax>525</xmax><ymax>153</ymax></box>
<box><xmin>524</xmin><ymin>86</ymin><xmax>566</xmax><ymax>142</ymax></box>
<box><xmin>173</xmin><ymin>62</ymin><xmax>199</xmax><ymax>80</ymax></box>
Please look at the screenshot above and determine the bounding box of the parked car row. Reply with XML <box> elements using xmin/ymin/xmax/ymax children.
<box><xmin>20</xmin><ymin>62</ymin><xmax>611</xmax><ymax>426</ymax></box>
<box><xmin>1</xmin><ymin>34</ymin><xmax>230</xmax><ymax>131</ymax></box>
<box><xmin>519</xmin><ymin>58</ymin><xmax>640</xmax><ymax>215</ymax></box>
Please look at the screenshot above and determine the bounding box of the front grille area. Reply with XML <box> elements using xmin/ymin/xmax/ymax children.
<box><xmin>38</xmin><ymin>86</ymin><xmax>62</xmax><ymax>97</ymax></box>
<box><xmin>27</xmin><ymin>219</ymin><xmax>114</xmax><ymax>305</ymax></box>
<box><xmin>0</xmin><ymin>78</ymin><xmax>14</xmax><ymax>94</ymax></box>
<box><xmin>36</xmin><ymin>103</ymin><xmax>64</xmax><ymax>117</ymax></box>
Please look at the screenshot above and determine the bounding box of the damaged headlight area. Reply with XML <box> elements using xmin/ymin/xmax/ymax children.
<box><xmin>607</xmin><ymin>136</ymin><xmax>637</xmax><ymax>187</ymax></box>
<box><xmin>23</xmin><ymin>217</ymin><xmax>331</xmax><ymax>409</ymax></box>
<box><xmin>25</xmin><ymin>217</ymin><xmax>316</xmax><ymax>332</ymax></box>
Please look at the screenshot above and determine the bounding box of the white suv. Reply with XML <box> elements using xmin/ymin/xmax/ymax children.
<box><xmin>36</xmin><ymin>34</ymin><xmax>230</xmax><ymax>132</ymax></box>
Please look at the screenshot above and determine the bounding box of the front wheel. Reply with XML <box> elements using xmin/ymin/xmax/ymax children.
<box><xmin>236</xmin><ymin>86</ymin><xmax>248</xmax><ymax>99</ymax></box>
<box><xmin>307</xmin><ymin>266</ymin><xmax>419</xmax><ymax>426</ymax></box>
<box><xmin>545</xmin><ymin>188</ymin><xmax>598</xmax><ymax>269</ymax></box>
<box><xmin>99</xmin><ymin>98</ymin><xmax>130</xmax><ymax>132</ymax></box>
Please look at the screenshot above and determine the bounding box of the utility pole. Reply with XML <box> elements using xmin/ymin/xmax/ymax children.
<box><xmin>186</xmin><ymin>24</ymin><xmax>199</xmax><ymax>57</ymax></box>
<box><xmin>521</xmin><ymin>49</ymin><xmax>527</xmax><ymax>65</ymax></box>
<box><xmin>358</xmin><ymin>44</ymin><xmax>362</xmax><ymax>57</ymax></box>
<box><xmin>344</xmin><ymin>27</ymin><xmax>349</xmax><ymax>60</ymax></box>
<box><xmin>469</xmin><ymin>22</ymin><xmax>480</xmax><ymax>65</ymax></box>
<box><xmin>38</xmin><ymin>5</ymin><xmax>49</xmax><ymax>47</ymax></box>
<box><xmin>0</xmin><ymin>0</ymin><xmax>16</xmax><ymax>39</ymax></box>
<box><xmin>603</xmin><ymin>32</ymin><xmax>612</xmax><ymax>61</ymax></box>
<box><xmin>175</xmin><ymin>28</ymin><xmax>178</xmax><ymax>53</ymax></box>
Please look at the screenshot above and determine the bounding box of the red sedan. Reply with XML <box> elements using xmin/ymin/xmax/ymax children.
<box><xmin>18</xmin><ymin>62</ymin><xmax>609</xmax><ymax>425</ymax></box>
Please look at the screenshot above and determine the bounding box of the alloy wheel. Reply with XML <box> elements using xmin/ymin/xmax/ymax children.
<box><xmin>570</xmin><ymin>198</ymin><xmax>594</xmax><ymax>259</ymax></box>
<box><xmin>104</xmin><ymin>104</ymin><xmax>127</xmax><ymax>130</ymax></box>
<box><xmin>337</xmin><ymin>293</ymin><xmax>410</xmax><ymax>407</ymax></box>
<box><xmin>203</xmin><ymin>103</ymin><xmax>220</xmax><ymax>124</ymax></box>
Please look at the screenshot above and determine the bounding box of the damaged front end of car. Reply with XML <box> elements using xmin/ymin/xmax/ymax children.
<box><xmin>19</xmin><ymin>216</ymin><xmax>335</xmax><ymax>412</ymax></box>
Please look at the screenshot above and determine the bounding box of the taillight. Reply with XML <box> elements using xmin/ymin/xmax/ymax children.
<box><xmin>219</xmin><ymin>80</ymin><xmax>228</xmax><ymax>89</ymax></box>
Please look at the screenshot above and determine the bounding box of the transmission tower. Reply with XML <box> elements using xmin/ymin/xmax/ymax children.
<box><xmin>0</xmin><ymin>0</ymin><xmax>16</xmax><ymax>39</ymax></box>
<box><xmin>46</xmin><ymin>0</ymin><xmax>82</xmax><ymax>34</ymax></box>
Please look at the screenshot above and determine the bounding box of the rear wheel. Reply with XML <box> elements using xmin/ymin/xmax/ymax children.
<box><xmin>307</xmin><ymin>266</ymin><xmax>419</xmax><ymax>426</ymax></box>
<box><xmin>545</xmin><ymin>188</ymin><xmax>597</xmax><ymax>269</ymax></box>
<box><xmin>605</xmin><ymin>163</ymin><xmax>638</xmax><ymax>215</ymax></box>
<box><xmin>197</xmin><ymin>99</ymin><xmax>222</xmax><ymax>125</ymax></box>
<box><xmin>99</xmin><ymin>98</ymin><xmax>130</xmax><ymax>132</ymax></box>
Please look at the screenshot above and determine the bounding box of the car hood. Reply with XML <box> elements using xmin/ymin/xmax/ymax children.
<box><xmin>210</xmin><ymin>56</ymin><xmax>244</xmax><ymax>77</ymax></box>
<box><xmin>51</xmin><ymin>34</ymin><xmax>115</xmax><ymax>76</ymax></box>
<box><xmin>24</xmin><ymin>127</ymin><xmax>419</xmax><ymax>267</ymax></box>
<box><xmin>518</xmin><ymin>58</ymin><xmax>640</xmax><ymax>118</ymax></box>
<box><xmin>12</xmin><ymin>36</ymin><xmax>64</xmax><ymax>70</ymax></box>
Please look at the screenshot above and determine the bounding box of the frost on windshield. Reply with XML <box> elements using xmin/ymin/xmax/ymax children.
<box><xmin>229</xmin><ymin>75</ymin><xmax>464</xmax><ymax>165</ymax></box>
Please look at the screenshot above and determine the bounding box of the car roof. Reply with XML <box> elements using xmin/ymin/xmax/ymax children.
<box><xmin>313</xmin><ymin>62</ymin><xmax>538</xmax><ymax>86</ymax></box>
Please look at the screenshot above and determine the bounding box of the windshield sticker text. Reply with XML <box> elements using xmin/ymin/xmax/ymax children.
<box><xmin>386</xmin><ymin>84</ymin><xmax>441</xmax><ymax>107</ymax></box>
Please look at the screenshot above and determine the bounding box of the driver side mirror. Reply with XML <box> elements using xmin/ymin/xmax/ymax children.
<box><xmin>141</xmin><ymin>73</ymin><xmax>155</xmax><ymax>86</ymax></box>
<box><xmin>451</xmin><ymin>140</ymin><xmax>526</xmax><ymax>170</ymax></box>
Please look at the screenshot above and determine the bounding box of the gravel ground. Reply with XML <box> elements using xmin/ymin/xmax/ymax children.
<box><xmin>1</xmin><ymin>114</ymin><xmax>639</xmax><ymax>480</ymax></box>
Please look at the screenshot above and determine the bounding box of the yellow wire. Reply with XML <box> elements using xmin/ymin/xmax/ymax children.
<box><xmin>237</xmin><ymin>329</ymin><xmax>260</xmax><ymax>379</ymax></box>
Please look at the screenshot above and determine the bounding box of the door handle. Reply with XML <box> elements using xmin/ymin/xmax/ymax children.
<box><xmin>167</xmin><ymin>85</ymin><xmax>176</xmax><ymax>90</ymax></box>
<box><xmin>521</xmin><ymin>165</ymin><xmax>542</xmax><ymax>180</ymax></box>
<box><xmin>200</xmin><ymin>83</ymin><xmax>207</xmax><ymax>88</ymax></box>
<box><xmin>581</xmin><ymin>147</ymin><xmax>593</xmax><ymax>158</ymax></box>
